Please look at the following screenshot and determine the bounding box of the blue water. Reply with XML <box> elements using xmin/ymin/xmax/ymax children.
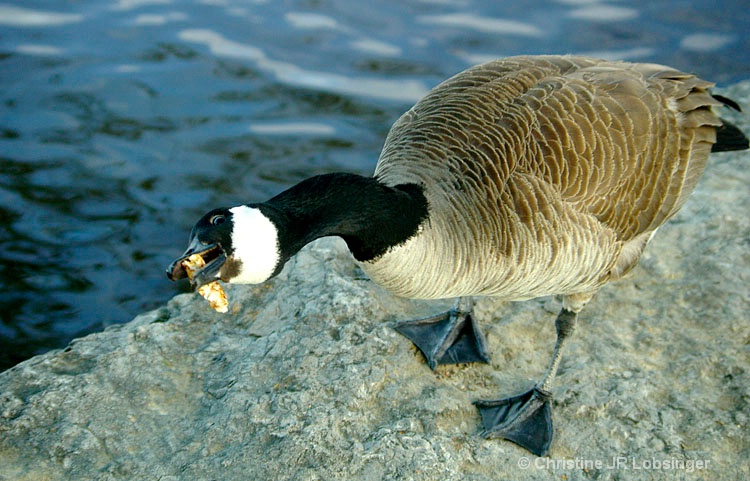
<box><xmin>0</xmin><ymin>0</ymin><xmax>748</xmax><ymax>370</ymax></box>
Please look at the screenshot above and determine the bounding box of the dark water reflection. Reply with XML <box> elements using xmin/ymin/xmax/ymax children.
<box><xmin>1</xmin><ymin>0</ymin><xmax>748</xmax><ymax>369</ymax></box>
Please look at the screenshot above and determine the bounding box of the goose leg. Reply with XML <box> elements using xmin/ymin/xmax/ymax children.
<box><xmin>394</xmin><ymin>297</ymin><xmax>491</xmax><ymax>370</ymax></box>
<box><xmin>474</xmin><ymin>308</ymin><xmax>577</xmax><ymax>456</ymax></box>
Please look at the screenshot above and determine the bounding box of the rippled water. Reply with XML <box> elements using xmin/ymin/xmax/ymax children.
<box><xmin>1</xmin><ymin>0</ymin><xmax>748</xmax><ymax>370</ymax></box>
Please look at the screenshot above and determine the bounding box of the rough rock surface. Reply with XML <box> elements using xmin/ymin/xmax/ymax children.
<box><xmin>1</xmin><ymin>84</ymin><xmax>748</xmax><ymax>481</ymax></box>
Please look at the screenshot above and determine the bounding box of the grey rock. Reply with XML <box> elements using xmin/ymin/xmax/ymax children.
<box><xmin>1</xmin><ymin>83</ymin><xmax>748</xmax><ymax>481</ymax></box>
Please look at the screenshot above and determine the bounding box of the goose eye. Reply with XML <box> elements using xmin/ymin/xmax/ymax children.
<box><xmin>210</xmin><ymin>215</ymin><xmax>226</xmax><ymax>226</ymax></box>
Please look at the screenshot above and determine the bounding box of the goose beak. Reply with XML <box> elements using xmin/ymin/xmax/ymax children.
<box><xmin>166</xmin><ymin>238</ymin><xmax>227</xmax><ymax>288</ymax></box>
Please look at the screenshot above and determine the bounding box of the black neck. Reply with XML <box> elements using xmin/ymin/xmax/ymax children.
<box><xmin>255</xmin><ymin>173</ymin><xmax>428</xmax><ymax>266</ymax></box>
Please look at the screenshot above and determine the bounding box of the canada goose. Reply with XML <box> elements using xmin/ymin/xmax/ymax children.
<box><xmin>167</xmin><ymin>55</ymin><xmax>748</xmax><ymax>456</ymax></box>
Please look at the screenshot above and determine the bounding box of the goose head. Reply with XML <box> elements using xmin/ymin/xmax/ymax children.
<box><xmin>166</xmin><ymin>205</ymin><xmax>281</xmax><ymax>288</ymax></box>
<box><xmin>166</xmin><ymin>173</ymin><xmax>429</xmax><ymax>292</ymax></box>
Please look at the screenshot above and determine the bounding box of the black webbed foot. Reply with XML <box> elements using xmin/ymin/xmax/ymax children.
<box><xmin>394</xmin><ymin>304</ymin><xmax>490</xmax><ymax>370</ymax></box>
<box><xmin>474</xmin><ymin>387</ymin><xmax>553</xmax><ymax>456</ymax></box>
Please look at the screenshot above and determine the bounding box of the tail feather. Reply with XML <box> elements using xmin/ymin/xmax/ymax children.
<box><xmin>712</xmin><ymin>94</ymin><xmax>742</xmax><ymax>112</ymax></box>
<box><xmin>712</xmin><ymin>119</ymin><xmax>749</xmax><ymax>152</ymax></box>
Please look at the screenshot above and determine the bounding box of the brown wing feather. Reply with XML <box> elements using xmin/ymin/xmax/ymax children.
<box><xmin>376</xmin><ymin>55</ymin><xmax>723</xmax><ymax>243</ymax></box>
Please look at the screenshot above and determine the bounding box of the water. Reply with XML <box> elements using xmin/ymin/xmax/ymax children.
<box><xmin>1</xmin><ymin>0</ymin><xmax>748</xmax><ymax>370</ymax></box>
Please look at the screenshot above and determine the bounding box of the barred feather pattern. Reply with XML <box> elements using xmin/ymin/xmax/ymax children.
<box><xmin>361</xmin><ymin>55</ymin><xmax>724</xmax><ymax>300</ymax></box>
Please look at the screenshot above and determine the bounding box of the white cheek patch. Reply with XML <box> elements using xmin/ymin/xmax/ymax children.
<box><xmin>228</xmin><ymin>206</ymin><xmax>280</xmax><ymax>284</ymax></box>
